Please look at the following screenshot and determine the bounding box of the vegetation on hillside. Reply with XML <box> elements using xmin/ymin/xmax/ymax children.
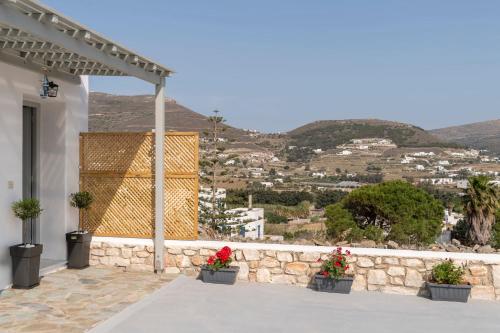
<box><xmin>286</xmin><ymin>120</ymin><xmax>459</xmax><ymax>155</ymax></box>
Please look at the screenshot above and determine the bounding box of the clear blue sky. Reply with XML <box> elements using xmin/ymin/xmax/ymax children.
<box><xmin>44</xmin><ymin>0</ymin><xmax>500</xmax><ymax>132</ymax></box>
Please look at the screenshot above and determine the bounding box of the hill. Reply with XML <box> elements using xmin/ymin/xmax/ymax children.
<box><xmin>287</xmin><ymin>119</ymin><xmax>452</xmax><ymax>150</ymax></box>
<box><xmin>88</xmin><ymin>92</ymin><xmax>248</xmax><ymax>140</ymax></box>
<box><xmin>430</xmin><ymin>119</ymin><xmax>500</xmax><ymax>154</ymax></box>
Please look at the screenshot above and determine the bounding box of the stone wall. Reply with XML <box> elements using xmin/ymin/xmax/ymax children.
<box><xmin>90</xmin><ymin>238</ymin><xmax>500</xmax><ymax>301</ymax></box>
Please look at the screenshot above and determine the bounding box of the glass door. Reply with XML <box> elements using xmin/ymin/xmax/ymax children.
<box><xmin>22</xmin><ymin>105</ymin><xmax>38</xmax><ymax>244</ymax></box>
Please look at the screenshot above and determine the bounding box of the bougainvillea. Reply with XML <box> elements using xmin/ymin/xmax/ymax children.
<box><xmin>206</xmin><ymin>246</ymin><xmax>233</xmax><ymax>270</ymax></box>
<box><xmin>317</xmin><ymin>247</ymin><xmax>350</xmax><ymax>280</ymax></box>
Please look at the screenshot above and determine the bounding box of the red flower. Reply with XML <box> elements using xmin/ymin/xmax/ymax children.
<box><xmin>215</xmin><ymin>246</ymin><xmax>232</xmax><ymax>264</ymax></box>
<box><xmin>346</xmin><ymin>250</ymin><xmax>351</xmax><ymax>256</ymax></box>
<box><xmin>322</xmin><ymin>271</ymin><xmax>329</xmax><ymax>277</ymax></box>
<box><xmin>207</xmin><ymin>255</ymin><xmax>216</xmax><ymax>265</ymax></box>
<box><xmin>335</xmin><ymin>261</ymin><xmax>341</xmax><ymax>267</ymax></box>
<box><xmin>336</xmin><ymin>247</ymin><xmax>342</xmax><ymax>254</ymax></box>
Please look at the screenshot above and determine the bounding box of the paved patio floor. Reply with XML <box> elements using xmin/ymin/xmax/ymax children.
<box><xmin>0</xmin><ymin>267</ymin><xmax>171</xmax><ymax>333</ymax></box>
<box><xmin>91</xmin><ymin>276</ymin><xmax>500</xmax><ymax>333</ymax></box>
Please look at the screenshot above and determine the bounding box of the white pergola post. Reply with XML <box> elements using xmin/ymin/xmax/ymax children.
<box><xmin>154</xmin><ymin>77</ymin><xmax>166</xmax><ymax>273</ymax></box>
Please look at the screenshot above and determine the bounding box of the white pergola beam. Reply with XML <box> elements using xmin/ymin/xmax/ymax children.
<box><xmin>0</xmin><ymin>2</ymin><xmax>162</xmax><ymax>84</ymax></box>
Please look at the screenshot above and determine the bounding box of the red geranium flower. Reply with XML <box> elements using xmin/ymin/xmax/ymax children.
<box><xmin>207</xmin><ymin>256</ymin><xmax>215</xmax><ymax>265</ymax></box>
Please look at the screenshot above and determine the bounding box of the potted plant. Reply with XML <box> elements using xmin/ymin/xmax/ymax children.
<box><xmin>315</xmin><ymin>247</ymin><xmax>354</xmax><ymax>294</ymax></box>
<box><xmin>10</xmin><ymin>198</ymin><xmax>43</xmax><ymax>289</ymax></box>
<box><xmin>427</xmin><ymin>260</ymin><xmax>471</xmax><ymax>302</ymax></box>
<box><xmin>200</xmin><ymin>246</ymin><xmax>239</xmax><ymax>284</ymax></box>
<box><xmin>66</xmin><ymin>191</ymin><xmax>93</xmax><ymax>269</ymax></box>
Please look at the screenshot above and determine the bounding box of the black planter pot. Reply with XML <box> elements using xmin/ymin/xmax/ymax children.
<box><xmin>315</xmin><ymin>274</ymin><xmax>354</xmax><ymax>294</ymax></box>
<box><xmin>427</xmin><ymin>282</ymin><xmax>472</xmax><ymax>302</ymax></box>
<box><xmin>9</xmin><ymin>244</ymin><xmax>43</xmax><ymax>289</ymax></box>
<box><xmin>200</xmin><ymin>266</ymin><xmax>239</xmax><ymax>285</ymax></box>
<box><xmin>66</xmin><ymin>232</ymin><xmax>92</xmax><ymax>269</ymax></box>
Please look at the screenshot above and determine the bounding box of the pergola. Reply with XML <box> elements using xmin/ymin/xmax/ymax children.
<box><xmin>0</xmin><ymin>0</ymin><xmax>173</xmax><ymax>272</ymax></box>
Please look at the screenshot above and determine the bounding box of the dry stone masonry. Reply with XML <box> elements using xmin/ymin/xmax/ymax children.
<box><xmin>90</xmin><ymin>238</ymin><xmax>500</xmax><ymax>301</ymax></box>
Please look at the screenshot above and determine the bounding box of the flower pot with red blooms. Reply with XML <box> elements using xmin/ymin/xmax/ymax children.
<box><xmin>315</xmin><ymin>247</ymin><xmax>354</xmax><ymax>294</ymax></box>
<box><xmin>201</xmin><ymin>246</ymin><xmax>239</xmax><ymax>285</ymax></box>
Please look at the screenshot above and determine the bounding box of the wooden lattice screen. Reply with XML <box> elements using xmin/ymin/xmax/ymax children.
<box><xmin>79</xmin><ymin>132</ymin><xmax>199</xmax><ymax>239</ymax></box>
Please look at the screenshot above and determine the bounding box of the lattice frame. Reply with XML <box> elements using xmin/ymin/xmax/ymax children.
<box><xmin>80</xmin><ymin>132</ymin><xmax>199</xmax><ymax>239</ymax></box>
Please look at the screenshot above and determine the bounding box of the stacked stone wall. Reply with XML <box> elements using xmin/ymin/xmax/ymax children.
<box><xmin>90</xmin><ymin>238</ymin><xmax>500</xmax><ymax>301</ymax></box>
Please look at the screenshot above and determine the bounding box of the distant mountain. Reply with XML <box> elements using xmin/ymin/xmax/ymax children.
<box><xmin>430</xmin><ymin>119</ymin><xmax>500</xmax><ymax>154</ymax></box>
<box><xmin>88</xmin><ymin>92</ymin><xmax>247</xmax><ymax>139</ymax></box>
<box><xmin>287</xmin><ymin>119</ymin><xmax>453</xmax><ymax>150</ymax></box>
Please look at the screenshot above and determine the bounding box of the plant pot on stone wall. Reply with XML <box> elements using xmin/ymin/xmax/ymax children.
<box><xmin>201</xmin><ymin>266</ymin><xmax>239</xmax><ymax>285</ymax></box>
<box><xmin>10</xmin><ymin>244</ymin><xmax>43</xmax><ymax>289</ymax></box>
<box><xmin>66</xmin><ymin>232</ymin><xmax>92</xmax><ymax>269</ymax></box>
<box><xmin>427</xmin><ymin>283</ymin><xmax>471</xmax><ymax>302</ymax></box>
<box><xmin>315</xmin><ymin>275</ymin><xmax>354</xmax><ymax>294</ymax></box>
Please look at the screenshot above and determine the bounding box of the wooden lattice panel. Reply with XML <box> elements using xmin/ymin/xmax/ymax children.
<box><xmin>81</xmin><ymin>133</ymin><xmax>153</xmax><ymax>175</ymax></box>
<box><xmin>164</xmin><ymin>177</ymin><xmax>198</xmax><ymax>239</ymax></box>
<box><xmin>80</xmin><ymin>132</ymin><xmax>198</xmax><ymax>239</ymax></box>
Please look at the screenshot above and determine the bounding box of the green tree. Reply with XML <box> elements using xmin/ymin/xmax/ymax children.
<box><xmin>199</xmin><ymin>110</ymin><xmax>233</xmax><ymax>235</ymax></box>
<box><xmin>464</xmin><ymin>176</ymin><xmax>499</xmax><ymax>245</ymax></box>
<box><xmin>327</xmin><ymin>181</ymin><xmax>444</xmax><ymax>245</ymax></box>
<box><xmin>314</xmin><ymin>190</ymin><xmax>346</xmax><ymax>209</ymax></box>
<box><xmin>324</xmin><ymin>203</ymin><xmax>363</xmax><ymax>242</ymax></box>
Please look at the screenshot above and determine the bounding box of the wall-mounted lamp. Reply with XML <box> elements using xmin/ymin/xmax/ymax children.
<box><xmin>40</xmin><ymin>69</ymin><xmax>59</xmax><ymax>98</ymax></box>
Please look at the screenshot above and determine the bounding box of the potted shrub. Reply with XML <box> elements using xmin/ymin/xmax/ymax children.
<box><xmin>200</xmin><ymin>246</ymin><xmax>239</xmax><ymax>284</ymax></box>
<box><xmin>315</xmin><ymin>247</ymin><xmax>354</xmax><ymax>294</ymax></box>
<box><xmin>66</xmin><ymin>191</ymin><xmax>93</xmax><ymax>269</ymax></box>
<box><xmin>10</xmin><ymin>198</ymin><xmax>43</xmax><ymax>289</ymax></box>
<box><xmin>427</xmin><ymin>260</ymin><xmax>471</xmax><ymax>302</ymax></box>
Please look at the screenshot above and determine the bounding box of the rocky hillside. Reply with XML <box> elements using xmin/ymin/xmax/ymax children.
<box><xmin>430</xmin><ymin>119</ymin><xmax>500</xmax><ymax>154</ymax></box>
<box><xmin>89</xmin><ymin>92</ymin><xmax>248</xmax><ymax>139</ymax></box>
<box><xmin>287</xmin><ymin>119</ymin><xmax>453</xmax><ymax>150</ymax></box>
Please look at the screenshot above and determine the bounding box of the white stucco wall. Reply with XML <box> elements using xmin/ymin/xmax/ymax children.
<box><xmin>0</xmin><ymin>60</ymin><xmax>88</xmax><ymax>289</ymax></box>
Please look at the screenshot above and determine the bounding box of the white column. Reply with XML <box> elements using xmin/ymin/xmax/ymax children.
<box><xmin>154</xmin><ymin>77</ymin><xmax>165</xmax><ymax>273</ymax></box>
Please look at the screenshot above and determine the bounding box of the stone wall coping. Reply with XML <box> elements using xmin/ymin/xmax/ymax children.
<box><xmin>92</xmin><ymin>237</ymin><xmax>500</xmax><ymax>263</ymax></box>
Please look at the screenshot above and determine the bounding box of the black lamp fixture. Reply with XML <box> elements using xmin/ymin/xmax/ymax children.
<box><xmin>40</xmin><ymin>68</ymin><xmax>59</xmax><ymax>98</ymax></box>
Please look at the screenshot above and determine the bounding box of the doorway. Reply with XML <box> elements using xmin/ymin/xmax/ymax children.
<box><xmin>22</xmin><ymin>105</ymin><xmax>38</xmax><ymax>245</ymax></box>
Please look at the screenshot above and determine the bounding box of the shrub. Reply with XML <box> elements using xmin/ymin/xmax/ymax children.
<box><xmin>431</xmin><ymin>260</ymin><xmax>465</xmax><ymax>285</ymax></box>
<box><xmin>318</xmin><ymin>247</ymin><xmax>351</xmax><ymax>280</ymax></box>
<box><xmin>363</xmin><ymin>225</ymin><xmax>384</xmax><ymax>242</ymax></box>
<box><xmin>265</xmin><ymin>212</ymin><xmax>288</xmax><ymax>224</ymax></box>
<box><xmin>11</xmin><ymin>198</ymin><xmax>42</xmax><ymax>221</ymax></box>
<box><xmin>452</xmin><ymin>219</ymin><xmax>469</xmax><ymax>245</ymax></box>
<box><xmin>70</xmin><ymin>191</ymin><xmax>93</xmax><ymax>210</ymax></box>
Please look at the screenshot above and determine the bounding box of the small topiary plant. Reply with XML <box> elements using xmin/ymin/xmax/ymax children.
<box><xmin>69</xmin><ymin>191</ymin><xmax>93</xmax><ymax>232</ymax></box>
<box><xmin>431</xmin><ymin>260</ymin><xmax>465</xmax><ymax>285</ymax></box>
<box><xmin>11</xmin><ymin>198</ymin><xmax>43</xmax><ymax>245</ymax></box>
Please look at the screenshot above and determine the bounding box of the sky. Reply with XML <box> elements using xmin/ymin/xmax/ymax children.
<box><xmin>44</xmin><ymin>0</ymin><xmax>500</xmax><ymax>133</ymax></box>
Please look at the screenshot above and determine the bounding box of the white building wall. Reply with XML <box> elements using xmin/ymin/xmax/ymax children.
<box><xmin>0</xmin><ymin>60</ymin><xmax>88</xmax><ymax>289</ymax></box>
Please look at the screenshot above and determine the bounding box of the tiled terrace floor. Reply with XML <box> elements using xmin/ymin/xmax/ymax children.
<box><xmin>0</xmin><ymin>267</ymin><xmax>172</xmax><ymax>333</ymax></box>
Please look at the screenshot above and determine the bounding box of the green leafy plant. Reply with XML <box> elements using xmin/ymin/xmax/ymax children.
<box><xmin>318</xmin><ymin>247</ymin><xmax>351</xmax><ymax>280</ymax></box>
<box><xmin>70</xmin><ymin>191</ymin><xmax>93</xmax><ymax>232</ymax></box>
<box><xmin>11</xmin><ymin>198</ymin><xmax>42</xmax><ymax>245</ymax></box>
<box><xmin>431</xmin><ymin>260</ymin><xmax>465</xmax><ymax>285</ymax></box>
